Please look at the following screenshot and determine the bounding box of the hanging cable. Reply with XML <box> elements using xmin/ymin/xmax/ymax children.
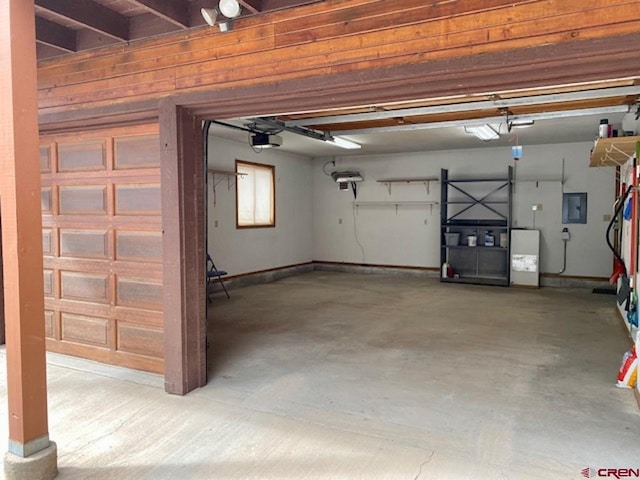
<box><xmin>606</xmin><ymin>185</ymin><xmax>633</xmax><ymax>276</ymax></box>
<box><xmin>323</xmin><ymin>159</ymin><xmax>335</xmax><ymax>176</ymax></box>
<box><xmin>352</xmin><ymin>203</ymin><xmax>366</xmax><ymax>264</ymax></box>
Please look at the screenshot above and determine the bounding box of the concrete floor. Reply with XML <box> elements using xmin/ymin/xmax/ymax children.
<box><xmin>0</xmin><ymin>271</ymin><xmax>638</xmax><ymax>479</ymax></box>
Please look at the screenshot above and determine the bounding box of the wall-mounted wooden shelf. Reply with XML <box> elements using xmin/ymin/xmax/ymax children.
<box><xmin>589</xmin><ymin>136</ymin><xmax>640</xmax><ymax>167</ymax></box>
<box><xmin>353</xmin><ymin>201</ymin><xmax>439</xmax><ymax>214</ymax></box>
<box><xmin>377</xmin><ymin>177</ymin><xmax>439</xmax><ymax>195</ymax></box>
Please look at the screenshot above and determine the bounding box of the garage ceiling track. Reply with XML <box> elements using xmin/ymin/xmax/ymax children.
<box><xmin>277</xmin><ymin>83</ymin><xmax>640</xmax><ymax>133</ymax></box>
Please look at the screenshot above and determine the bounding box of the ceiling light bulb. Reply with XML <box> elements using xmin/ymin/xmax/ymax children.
<box><xmin>201</xmin><ymin>7</ymin><xmax>219</xmax><ymax>26</ymax></box>
<box><xmin>219</xmin><ymin>0</ymin><xmax>241</xmax><ymax>18</ymax></box>
<box><xmin>328</xmin><ymin>136</ymin><xmax>361</xmax><ymax>149</ymax></box>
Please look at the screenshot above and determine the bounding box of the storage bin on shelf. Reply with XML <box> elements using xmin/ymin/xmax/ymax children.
<box><xmin>444</xmin><ymin>232</ymin><xmax>460</xmax><ymax>246</ymax></box>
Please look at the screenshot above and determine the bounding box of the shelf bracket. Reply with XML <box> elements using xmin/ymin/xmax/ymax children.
<box><xmin>208</xmin><ymin>170</ymin><xmax>246</xmax><ymax>207</ymax></box>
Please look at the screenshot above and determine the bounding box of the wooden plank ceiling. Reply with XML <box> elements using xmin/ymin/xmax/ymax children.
<box><xmin>35</xmin><ymin>0</ymin><xmax>322</xmax><ymax>60</ymax></box>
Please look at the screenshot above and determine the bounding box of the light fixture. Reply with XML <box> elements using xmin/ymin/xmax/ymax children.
<box><xmin>465</xmin><ymin>125</ymin><xmax>500</xmax><ymax>141</ymax></box>
<box><xmin>331</xmin><ymin>171</ymin><xmax>363</xmax><ymax>183</ymax></box>
<box><xmin>219</xmin><ymin>0</ymin><xmax>241</xmax><ymax>18</ymax></box>
<box><xmin>327</xmin><ymin>136</ymin><xmax>362</xmax><ymax>149</ymax></box>
<box><xmin>330</xmin><ymin>171</ymin><xmax>363</xmax><ymax>199</ymax></box>
<box><xmin>511</xmin><ymin>119</ymin><xmax>535</xmax><ymax>128</ymax></box>
<box><xmin>218</xmin><ymin>20</ymin><xmax>233</xmax><ymax>32</ymax></box>
<box><xmin>201</xmin><ymin>7</ymin><xmax>219</xmax><ymax>26</ymax></box>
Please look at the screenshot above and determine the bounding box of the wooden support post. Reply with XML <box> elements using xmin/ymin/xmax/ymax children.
<box><xmin>160</xmin><ymin>99</ymin><xmax>207</xmax><ymax>395</ymax></box>
<box><xmin>0</xmin><ymin>212</ymin><xmax>4</xmax><ymax>345</ymax></box>
<box><xmin>0</xmin><ymin>0</ymin><xmax>57</xmax><ymax>477</ymax></box>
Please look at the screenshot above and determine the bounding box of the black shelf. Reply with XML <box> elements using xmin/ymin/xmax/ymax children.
<box><xmin>442</xmin><ymin>245</ymin><xmax>508</xmax><ymax>251</ymax></box>
<box><xmin>440</xmin><ymin>167</ymin><xmax>512</xmax><ymax>287</ymax></box>
<box><xmin>440</xmin><ymin>276</ymin><xmax>509</xmax><ymax>287</ymax></box>
<box><xmin>442</xmin><ymin>221</ymin><xmax>508</xmax><ymax>228</ymax></box>
<box><xmin>445</xmin><ymin>201</ymin><xmax>509</xmax><ymax>205</ymax></box>
<box><xmin>443</xmin><ymin>178</ymin><xmax>510</xmax><ymax>183</ymax></box>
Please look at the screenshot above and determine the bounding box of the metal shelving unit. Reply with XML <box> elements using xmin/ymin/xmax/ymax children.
<box><xmin>440</xmin><ymin>168</ymin><xmax>513</xmax><ymax>287</ymax></box>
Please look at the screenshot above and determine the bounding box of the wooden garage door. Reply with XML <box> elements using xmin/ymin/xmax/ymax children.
<box><xmin>40</xmin><ymin>124</ymin><xmax>163</xmax><ymax>373</ymax></box>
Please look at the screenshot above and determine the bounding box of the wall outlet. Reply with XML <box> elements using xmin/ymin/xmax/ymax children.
<box><xmin>532</xmin><ymin>203</ymin><xmax>543</xmax><ymax>211</ymax></box>
<box><xmin>603</xmin><ymin>214</ymin><xmax>612</xmax><ymax>222</ymax></box>
<box><xmin>214</xmin><ymin>220</ymin><xmax>219</xmax><ymax>228</ymax></box>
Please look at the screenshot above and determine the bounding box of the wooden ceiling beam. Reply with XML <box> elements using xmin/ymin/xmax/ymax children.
<box><xmin>34</xmin><ymin>0</ymin><xmax>129</xmax><ymax>41</ymax></box>
<box><xmin>261</xmin><ymin>0</ymin><xmax>321</xmax><ymax>12</ymax></box>
<box><xmin>35</xmin><ymin>16</ymin><xmax>76</xmax><ymax>53</ymax></box>
<box><xmin>238</xmin><ymin>0</ymin><xmax>262</xmax><ymax>14</ymax></box>
<box><xmin>127</xmin><ymin>0</ymin><xmax>191</xmax><ymax>28</ymax></box>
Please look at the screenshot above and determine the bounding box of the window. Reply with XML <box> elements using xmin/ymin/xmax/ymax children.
<box><xmin>236</xmin><ymin>160</ymin><xmax>275</xmax><ymax>228</ymax></box>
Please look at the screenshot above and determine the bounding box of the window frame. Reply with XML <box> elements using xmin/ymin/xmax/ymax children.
<box><xmin>235</xmin><ymin>159</ymin><xmax>276</xmax><ymax>229</ymax></box>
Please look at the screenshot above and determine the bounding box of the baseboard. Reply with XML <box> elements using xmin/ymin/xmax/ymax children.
<box><xmin>313</xmin><ymin>261</ymin><xmax>440</xmax><ymax>278</ymax></box>
<box><xmin>540</xmin><ymin>274</ymin><xmax>610</xmax><ymax>289</ymax></box>
<box><xmin>212</xmin><ymin>261</ymin><xmax>611</xmax><ymax>292</ymax></box>
<box><xmin>541</xmin><ymin>273</ymin><xmax>609</xmax><ymax>282</ymax></box>
<box><xmin>210</xmin><ymin>262</ymin><xmax>314</xmax><ymax>292</ymax></box>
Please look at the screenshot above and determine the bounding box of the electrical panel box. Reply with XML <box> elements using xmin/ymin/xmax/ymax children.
<box><xmin>510</xmin><ymin>229</ymin><xmax>541</xmax><ymax>287</ymax></box>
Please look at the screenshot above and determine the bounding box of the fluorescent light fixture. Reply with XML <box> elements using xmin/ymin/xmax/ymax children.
<box><xmin>219</xmin><ymin>0</ymin><xmax>241</xmax><ymax>18</ymax></box>
<box><xmin>328</xmin><ymin>136</ymin><xmax>361</xmax><ymax>149</ymax></box>
<box><xmin>201</xmin><ymin>7</ymin><xmax>219</xmax><ymax>26</ymax></box>
<box><xmin>465</xmin><ymin>125</ymin><xmax>500</xmax><ymax>141</ymax></box>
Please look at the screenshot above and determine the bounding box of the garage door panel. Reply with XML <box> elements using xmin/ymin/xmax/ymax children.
<box><xmin>43</xmin><ymin>270</ymin><xmax>55</xmax><ymax>297</ymax></box>
<box><xmin>115</xmin><ymin>184</ymin><xmax>161</xmax><ymax>216</ymax></box>
<box><xmin>117</xmin><ymin>322</ymin><xmax>163</xmax><ymax>358</ymax></box>
<box><xmin>44</xmin><ymin>311</ymin><xmax>56</xmax><ymax>339</ymax></box>
<box><xmin>116</xmin><ymin>277</ymin><xmax>162</xmax><ymax>311</ymax></box>
<box><xmin>114</xmin><ymin>135</ymin><xmax>160</xmax><ymax>170</ymax></box>
<box><xmin>60</xmin><ymin>271</ymin><xmax>110</xmax><ymax>304</ymax></box>
<box><xmin>41</xmin><ymin>188</ymin><xmax>52</xmax><ymax>214</ymax></box>
<box><xmin>42</xmin><ymin>229</ymin><xmax>53</xmax><ymax>256</ymax></box>
<box><xmin>58</xmin><ymin>140</ymin><xmax>106</xmax><ymax>173</ymax></box>
<box><xmin>40</xmin><ymin>126</ymin><xmax>164</xmax><ymax>373</ymax></box>
<box><xmin>116</xmin><ymin>231</ymin><xmax>162</xmax><ymax>263</ymax></box>
<box><xmin>59</xmin><ymin>229</ymin><xmax>109</xmax><ymax>259</ymax></box>
<box><xmin>40</xmin><ymin>146</ymin><xmax>51</xmax><ymax>173</ymax></box>
<box><xmin>59</xmin><ymin>185</ymin><xmax>107</xmax><ymax>215</ymax></box>
<box><xmin>61</xmin><ymin>312</ymin><xmax>109</xmax><ymax>347</ymax></box>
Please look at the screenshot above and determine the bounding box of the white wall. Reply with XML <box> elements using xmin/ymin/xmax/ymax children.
<box><xmin>313</xmin><ymin>142</ymin><xmax>615</xmax><ymax>277</ymax></box>
<box><xmin>207</xmin><ymin>135</ymin><xmax>313</xmax><ymax>276</ymax></box>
